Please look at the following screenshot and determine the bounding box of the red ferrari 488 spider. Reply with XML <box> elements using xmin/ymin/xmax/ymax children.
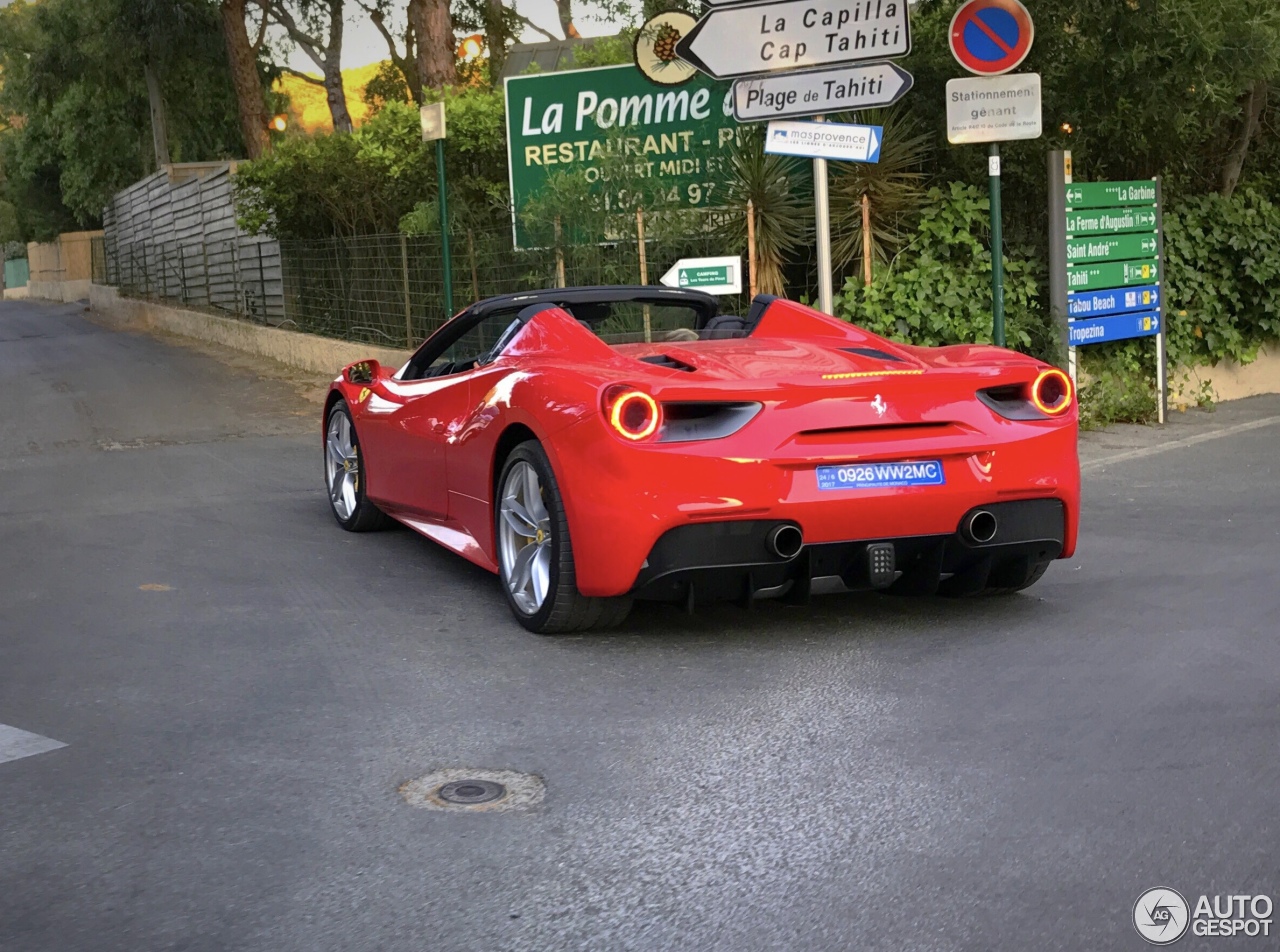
<box><xmin>324</xmin><ymin>287</ymin><xmax>1079</xmax><ymax>633</ymax></box>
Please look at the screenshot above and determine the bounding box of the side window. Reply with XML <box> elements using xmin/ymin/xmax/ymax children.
<box><xmin>407</xmin><ymin>310</ymin><xmax>521</xmax><ymax>379</ymax></box>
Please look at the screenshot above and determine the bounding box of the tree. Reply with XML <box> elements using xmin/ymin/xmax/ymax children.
<box><xmin>260</xmin><ymin>0</ymin><xmax>354</xmax><ymax>133</ymax></box>
<box><xmin>358</xmin><ymin>0</ymin><xmax>422</xmax><ymax>103</ymax></box>
<box><xmin>553</xmin><ymin>0</ymin><xmax>578</xmax><ymax>38</ymax></box>
<box><xmin>221</xmin><ymin>0</ymin><xmax>271</xmax><ymax>159</ymax></box>
<box><xmin>1222</xmin><ymin>80</ymin><xmax>1271</xmax><ymax>197</ymax></box>
<box><xmin>412</xmin><ymin>0</ymin><xmax>457</xmax><ymax>91</ymax></box>
<box><xmin>0</xmin><ymin>0</ymin><xmax>245</xmax><ymax>238</ymax></box>
<box><xmin>829</xmin><ymin>106</ymin><xmax>930</xmax><ymax>285</ymax></box>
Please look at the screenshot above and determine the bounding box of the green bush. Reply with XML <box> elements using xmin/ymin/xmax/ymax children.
<box><xmin>236</xmin><ymin>92</ymin><xmax>509</xmax><ymax>240</ymax></box>
<box><xmin>1075</xmin><ymin>341</ymin><xmax>1159</xmax><ymax>429</ymax></box>
<box><xmin>834</xmin><ymin>183</ymin><xmax>1047</xmax><ymax>355</ymax></box>
<box><xmin>1164</xmin><ymin>187</ymin><xmax>1280</xmax><ymax>367</ymax></box>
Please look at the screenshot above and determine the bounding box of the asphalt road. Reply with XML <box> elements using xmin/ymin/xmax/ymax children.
<box><xmin>2</xmin><ymin>298</ymin><xmax>1277</xmax><ymax>952</ymax></box>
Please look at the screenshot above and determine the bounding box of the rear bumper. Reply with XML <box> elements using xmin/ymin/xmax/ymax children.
<box><xmin>630</xmin><ymin>499</ymin><xmax>1065</xmax><ymax>603</ymax></box>
<box><xmin>549</xmin><ymin>414</ymin><xmax>1080</xmax><ymax>598</ymax></box>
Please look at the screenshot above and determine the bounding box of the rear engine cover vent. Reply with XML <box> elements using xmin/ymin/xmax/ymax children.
<box><xmin>842</xmin><ymin>347</ymin><xmax>905</xmax><ymax>362</ymax></box>
<box><xmin>639</xmin><ymin>353</ymin><xmax>697</xmax><ymax>372</ymax></box>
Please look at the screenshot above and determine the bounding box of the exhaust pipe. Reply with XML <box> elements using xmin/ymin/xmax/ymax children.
<box><xmin>965</xmin><ymin>510</ymin><xmax>999</xmax><ymax>545</ymax></box>
<box><xmin>767</xmin><ymin>524</ymin><xmax>804</xmax><ymax>560</ymax></box>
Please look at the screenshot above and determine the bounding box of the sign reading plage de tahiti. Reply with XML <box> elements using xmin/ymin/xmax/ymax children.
<box><xmin>504</xmin><ymin>65</ymin><xmax>737</xmax><ymax>248</ymax></box>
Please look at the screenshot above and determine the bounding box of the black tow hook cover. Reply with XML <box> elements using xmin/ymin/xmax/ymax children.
<box><xmin>868</xmin><ymin>543</ymin><xmax>896</xmax><ymax>589</ymax></box>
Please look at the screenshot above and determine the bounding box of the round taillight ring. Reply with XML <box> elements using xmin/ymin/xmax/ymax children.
<box><xmin>1032</xmin><ymin>368</ymin><xmax>1073</xmax><ymax>415</ymax></box>
<box><xmin>608</xmin><ymin>389</ymin><xmax>660</xmax><ymax>441</ymax></box>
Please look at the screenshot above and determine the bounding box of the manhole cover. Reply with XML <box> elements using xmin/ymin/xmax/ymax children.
<box><xmin>438</xmin><ymin>780</ymin><xmax>506</xmax><ymax>804</ymax></box>
<box><xmin>400</xmin><ymin>768</ymin><xmax>545</xmax><ymax>812</ymax></box>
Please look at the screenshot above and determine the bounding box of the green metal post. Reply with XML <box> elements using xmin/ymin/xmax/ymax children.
<box><xmin>435</xmin><ymin>138</ymin><xmax>454</xmax><ymax>317</ymax></box>
<box><xmin>989</xmin><ymin>142</ymin><xmax>1005</xmax><ymax>348</ymax></box>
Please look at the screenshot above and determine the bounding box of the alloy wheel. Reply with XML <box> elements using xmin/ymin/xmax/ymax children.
<box><xmin>498</xmin><ymin>461</ymin><xmax>553</xmax><ymax>614</ymax></box>
<box><xmin>326</xmin><ymin>411</ymin><xmax>360</xmax><ymax>521</ymax></box>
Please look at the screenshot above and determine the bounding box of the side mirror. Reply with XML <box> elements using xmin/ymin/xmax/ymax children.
<box><xmin>346</xmin><ymin>360</ymin><xmax>381</xmax><ymax>384</ymax></box>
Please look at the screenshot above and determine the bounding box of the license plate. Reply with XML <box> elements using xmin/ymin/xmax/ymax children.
<box><xmin>816</xmin><ymin>460</ymin><xmax>946</xmax><ymax>491</ymax></box>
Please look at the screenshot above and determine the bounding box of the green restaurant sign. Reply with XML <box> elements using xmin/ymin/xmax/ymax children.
<box><xmin>503</xmin><ymin>65</ymin><xmax>738</xmax><ymax>248</ymax></box>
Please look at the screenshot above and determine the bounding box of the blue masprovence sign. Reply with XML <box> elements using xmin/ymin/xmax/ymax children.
<box><xmin>1068</xmin><ymin>284</ymin><xmax>1161</xmax><ymax>319</ymax></box>
<box><xmin>1068</xmin><ymin>312</ymin><xmax>1161</xmax><ymax>346</ymax></box>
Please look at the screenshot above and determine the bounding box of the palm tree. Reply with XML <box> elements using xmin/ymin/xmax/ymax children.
<box><xmin>829</xmin><ymin>105</ymin><xmax>931</xmax><ymax>286</ymax></box>
<box><xmin>716</xmin><ymin>127</ymin><xmax>812</xmax><ymax>297</ymax></box>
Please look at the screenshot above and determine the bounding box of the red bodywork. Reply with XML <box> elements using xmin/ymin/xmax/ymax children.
<box><xmin>327</xmin><ymin>297</ymin><xmax>1079</xmax><ymax>597</ymax></box>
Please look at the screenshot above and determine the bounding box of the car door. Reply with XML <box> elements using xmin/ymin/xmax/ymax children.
<box><xmin>359</xmin><ymin>372</ymin><xmax>476</xmax><ymax>518</ymax></box>
<box><xmin>359</xmin><ymin>308</ymin><xmax>522</xmax><ymax>518</ymax></box>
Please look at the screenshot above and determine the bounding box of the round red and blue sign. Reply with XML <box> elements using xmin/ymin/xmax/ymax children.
<box><xmin>949</xmin><ymin>0</ymin><xmax>1035</xmax><ymax>76</ymax></box>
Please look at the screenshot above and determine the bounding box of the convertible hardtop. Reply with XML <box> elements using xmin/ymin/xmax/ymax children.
<box><xmin>459</xmin><ymin>286</ymin><xmax>724</xmax><ymax>327</ymax></box>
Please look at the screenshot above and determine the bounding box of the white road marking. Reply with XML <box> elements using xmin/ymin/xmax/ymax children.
<box><xmin>0</xmin><ymin>723</ymin><xmax>67</xmax><ymax>765</ymax></box>
<box><xmin>1083</xmin><ymin>415</ymin><xmax>1280</xmax><ymax>471</ymax></box>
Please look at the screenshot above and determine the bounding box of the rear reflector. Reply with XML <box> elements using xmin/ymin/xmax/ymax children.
<box><xmin>868</xmin><ymin>543</ymin><xmax>896</xmax><ymax>589</ymax></box>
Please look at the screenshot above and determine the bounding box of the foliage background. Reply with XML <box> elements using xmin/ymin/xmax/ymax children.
<box><xmin>4</xmin><ymin>0</ymin><xmax>1280</xmax><ymax>425</ymax></box>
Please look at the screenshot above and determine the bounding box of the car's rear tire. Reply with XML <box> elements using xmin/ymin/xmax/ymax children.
<box><xmin>496</xmin><ymin>441</ymin><xmax>632</xmax><ymax>634</ymax></box>
<box><xmin>325</xmin><ymin>402</ymin><xmax>394</xmax><ymax>532</ymax></box>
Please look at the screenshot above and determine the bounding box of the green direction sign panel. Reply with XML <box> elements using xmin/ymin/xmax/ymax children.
<box><xmin>1066</xmin><ymin>207</ymin><xmax>1158</xmax><ymax>236</ymax></box>
<box><xmin>504</xmin><ymin>65</ymin><xmax>738</xmax><ymax>248</ymax></box>
<box><xmin>1067</xmin><ymin>259</ymin><xmax>1160</xmax><ymax>292</ymax></box>
<box><xmin>1065</xmin><ymin>180</ymin><xmax>1158</xmax><ymax>209</ymax></box>
<box><xmin>1066</xmin><ymin>233</ymin><xmax>1159</xmax><ymax>265</ymax></box>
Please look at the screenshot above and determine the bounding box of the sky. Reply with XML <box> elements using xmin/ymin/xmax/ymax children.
<box><xmin>281</xmin><ymin>1</ymin><xmax>629</xmax><ymax>74</ymax></box>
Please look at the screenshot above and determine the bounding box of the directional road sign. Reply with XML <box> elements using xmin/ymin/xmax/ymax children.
<box><xmin>764</xmin><ymin>119</ymin><xmax>883</xmax><ymax>162</ymax></box>
<box><xmin>675</xmin><ymin>0</ymin><xmax>912</xmax><ymax>81</ymax></box>
<box><xmin>950</xmin><ymin>0</ymin><xmax>1034</xmax><ymax>76</ymax></box>
<box><xmin>1065</xmin><ymin>233</ymin><xmax>1160</xmax><ymax>265</ymax></box>
<box><xmin>1066</xmin><ymin>207</ymin><xmax>1159</xmax><ymax>236</ymax></box>
<box><xmin>1066</xmin><ymin>259</ymin><xmax>1159</xmax><ymax>292</ymax></box>
<box><xmin>946</xmin><ymin>73</ymin><xmax>1042</xmax><ymax>144</ymax></box>
<box><xmin>660</xmin><ymin>256</ymin><xmax>743</xmax><ymax>295</ymax></box>
<box><xmin>1067</xmin><ymin>284</ymin><xmax>1161</xmax><ymax>319</ymax></box>
<box><xmin>1065</xmin><ymin>180</ymin><xmax>1158</xmax><ymax>209</ymax></box>
<box><xmin>732</xmin><ymin>62</ymin><xmax>913</xmax><ymax>122</ymax></box>
<box><xmin>1068</xmin><ymin>311</ymin><xmax>1161</xmax><ymax>347</ymax></box>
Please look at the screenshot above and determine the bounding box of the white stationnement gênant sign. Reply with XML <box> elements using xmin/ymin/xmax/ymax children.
<box><xmin>945</xmin><ymin>72</ymin><xmax>1042</xmax><ymax>144</ymax></box>
<box><xmin>420</xmin><ymin>102</ymin><xmax>446</xmax><ymax>142</ymax></box>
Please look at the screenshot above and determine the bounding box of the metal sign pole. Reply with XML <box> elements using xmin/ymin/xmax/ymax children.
<box><xmin>1155</xmin><ymin>176</ymin><xmax>1168</xmax><ymax>424</ymax></box>
<box><xmin>435</xmin><ymin>138</ymin><xmax>454</xmax><ymax>317</ymax></box>
<box><xmin>1047</xmin><ymin>149</ymin><xmax>1073</xmax><ymax>379</ymax></box>
<box><xmin>813</xmin><ymin>115</ymin><xmax>834</xmax><ymax>315</ymax></box>
<box><xmin>989</xmin><ymin>143</ymin><xmax>1005</xmax><ymax>347</ymax></box>
<box><xmin>422</xmin><ymin>101</ymin><xmax>453</xmax><ymax>318</ymax></box>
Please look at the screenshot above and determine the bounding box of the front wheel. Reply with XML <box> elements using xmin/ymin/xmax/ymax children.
<box><xmin>325</xmin><ymin>402</ymin><xmax>393</xmax><ymax>532</ymax></box>
<box><xmin>496</xmin><ymin>441</ymin><xmax>631</xmax><ymax>634</ymax></box>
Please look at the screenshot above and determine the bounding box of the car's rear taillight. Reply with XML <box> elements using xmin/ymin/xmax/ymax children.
<box><xmin>1032</xmin><ymin>369</ymin><xmax>1073</xmax><ymax>416</ymax></box>
<box><xmin>605</xmin><ymin>387</ymin><xmax>661</xmax><ymax>441</ymax></box>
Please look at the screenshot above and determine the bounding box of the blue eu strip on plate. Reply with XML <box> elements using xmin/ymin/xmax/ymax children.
<box><xmin>817</xmin><ymin>461</ymin><xmax>946</xmax><ymax>491</ymax></box>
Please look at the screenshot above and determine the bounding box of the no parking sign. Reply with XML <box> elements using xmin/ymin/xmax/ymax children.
<box><xmin>950</xmin><ymin>0</ymin><xmax>1035</xmax><ymax>76</ymax></box>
